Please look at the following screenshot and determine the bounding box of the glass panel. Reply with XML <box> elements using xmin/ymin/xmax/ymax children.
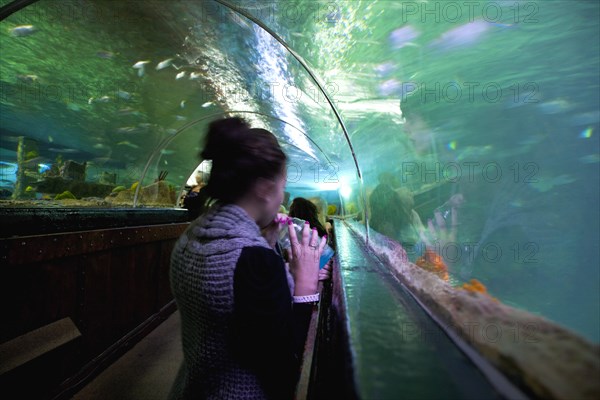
<box><xmin>1</xmin><ymin>0</ymin><xmax>597</xmax><ymax>344</ymax></box>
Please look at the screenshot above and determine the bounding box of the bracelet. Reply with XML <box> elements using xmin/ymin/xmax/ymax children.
<box><xmin>293</xmin><ymin>293</ymin><xmax>320</xmax><ymax>303</ymax></box>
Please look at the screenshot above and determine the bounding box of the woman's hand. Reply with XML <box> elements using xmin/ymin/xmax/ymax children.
<box><xmin>426</xmin><ymin>194</ymin><xmax>464</xmax><ymax>251</ymax></box>
<box><xmin>319</xmin><ymin>260</ymin><xmax>333</xmax><ymax>281</ymax></box>
<box><xmin>287</xmin><ymin>220</ymin><xmax>327</xmax><ymax>296</ymax></box>
<box><xmin>261</xmin><ymin>213</ymin><xmax>288</xmax><ymax>248</ymax></box>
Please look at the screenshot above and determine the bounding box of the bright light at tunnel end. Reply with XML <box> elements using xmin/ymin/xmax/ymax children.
<box><xmin>339</xmin><ymin>177</ymin><xmax>352</xmax><ymax>199</ymax></box>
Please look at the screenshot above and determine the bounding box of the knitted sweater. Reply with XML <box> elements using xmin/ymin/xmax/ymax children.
<box><xmin>168</xmin><ymin>204</ymin><xmax>311</xmax><ymax>400</ymax></box>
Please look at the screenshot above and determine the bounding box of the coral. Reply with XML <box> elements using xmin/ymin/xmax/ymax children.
<box><xmin>55</xmin><ymin>190</ymin><xmax>76</xmax><ymax>200</ymax></box>
<box><xmin>350</xmin><ymin>216</ymin><xmax>600</xmax><ymax>400</ymax></box>
<box><xmin>415</xmin><ymin>249</ymin><xmax>449</xmax><ymax>281</ymax></box>
<box><xmin>155</xmin><ymin>171</ymin><xmax>168</xmax><ymax>182</ymax></box>
<box><xmin>346</xmin><ymin>202</ymin><xmax>357</xmax><ymax>214</ymax></box>
<box><xmin>25</xmin><ymin>150</ymin><xmax>39</xmax><ymax>160</ymax></box>
<box><xmin>461</xmin><ymin>278</ymin><xmax>498</xmax><ymax>301</ymax></box>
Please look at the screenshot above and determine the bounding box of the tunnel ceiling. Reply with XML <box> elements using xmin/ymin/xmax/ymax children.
<box><xmin>2</xmin><ymin>0</ymin><xmax>597</xmax><ymax>189</ymax></box>
<box><xmin>1</xmin><ymin>0</ymin><xmax>599</xmax><ymax>341</ymax></box>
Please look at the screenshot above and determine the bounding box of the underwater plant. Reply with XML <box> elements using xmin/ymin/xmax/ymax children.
<box><xmin>54</xmin><ymin>191</ymin><xmax>76</xmax><ymax>200</ymax></box>
<box><xmin>112</xmin><ymin>186</ymin><xmax>127</xmax><ymax>193</ymax></box>
<box><xmin>156</xmin><ymin>170</ymin><xmax>168</xmax><ymax>182</ymax></box>
<box><xmin>25</xmin><ymin>150</ymin><xmax>39</xmax><ymax>160</ymax></box>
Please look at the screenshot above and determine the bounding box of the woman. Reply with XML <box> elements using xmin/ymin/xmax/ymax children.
<box><xmin>289</xmin><ymin>197</ymin><xmax>327</xmax><ymax>237</ymax></box>
<box><xmin>169</xmin><ymin>117</ymin><xmax>327</xmax><ymax>399</ymax></box>
<box><xmin>288</xmin><ymin>197</ymin><xmax>334</xmax><ymax>279</ymax></box>
<box><xmin>308</xmin><ymin>196</ymin><xmax>333</xmax><ymax>236</ymax></box>
<box><xmin>369</xmin><ymin>183</ymin><xmax>428</xmax><ymax>258</ymax></box>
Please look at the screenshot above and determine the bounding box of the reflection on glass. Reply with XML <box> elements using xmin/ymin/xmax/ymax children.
<box><xmin>0</xmin><ymin>0</ymin><xmax>597</xmax><ymax>346</ymax></box>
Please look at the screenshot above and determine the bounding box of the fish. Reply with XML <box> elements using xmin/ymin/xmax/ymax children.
<box><xmin>517</xmin><ymin>135</ymin><xmax>544</xmax><ymax>146</ymax></box>
<box><xmin>92</xmin><ymin>157</ymin><xmax>113</xmax><ymax>165</ymax></box>
<box><xmin>456</xmin><ymin>145</ymin><xmax>494</xmax><ymax>161</ymax></box>
<box><xmin>67</xmin><ymin>103</ymin><xmax>81</xmax><ymax>112</ymax></box>
<box><xmin>138</xmin><ymin>122</ymin><xmax>153</xmax><ymax>129</ymax></box>
<box><xmin>374</xmin><ymin>62</ymin><xmax>396</xmax><ymax>77</ymax></box>
<box><xmin>529</xmin><ymin>174</ymin><xmax>576</xmax><ymax>192</ymax></box>
<box><xmin>201</xmin><ymin>101</ymin><xmax>213</xmax><ymax>108</ymax></box>
<box><xmin>38</xmin><ymin>163</ymin><xmax>51</xmax><ymax>173</ymax></box>
<box><xmin>132</xmin><ymin>60</ymin><xmax>150</xmax><ymax>77</ymax></box>
<box><xmin>16</xmin><ymin>74</ymin><xmax>39</xmax><ymax>83</ymax></box>
<box><xmin>117</xmin><ymin>107</ymin><xmax>142</xmax><ymax>117</ymax></box>
<box><xmin>579</xmin><ymin>127</ymin><xmax>593</xmax><ymax>139</ymax></box>
<box><xmin>117</xmin><ymin>90</ymin><xmax>131</xmax><ymax>100</ymax></box>
<box><xmin>176</xmin><ymin>71</ymin><xmax>186</xmax><ymax>80</ymax></box>
<box><xmin>117</xmin><ymin>141</ymin><xmax>140</xmax><ymax>149</ymax></box>
<box><xmin>133</xmin><ymin>60</ymin><xmax>150</xmax><ymax>68</ymax></box>
<box><xmin>579</xmin><ymin>154</ymin><xmax>600</xmax><ymax>164</ymax></box>
<box><xmin>570</xmin><ymin>111</ymin><xmax>600</xmax><ymax>126</ymax></box>
<box><xmin>378</xmin><ymin>79</ymin><xmax>402</xmax><ymax>96</ymax></box>
<box><xmin>88</xmin><ymin>96</ymin><xmax>111</xmax><ymax>104</ymax></box>
<box><xmin>10</xmin><ymin>25</ymin><xmax>36</xmax><ymax>37</ymax></box>
<box><xmin>175</xmin><ymin>115</ymin><xmax>187</xmax><ymax>121</ymax></box>
<box><xmin>189</xmin><ymin>72</ymin><xmax>201</xmax><ymax>80</ymax></box>
<box><xmin>48</xmin><ymin>135</ymin><xmax>54</xmax><ymax>143</ymax></box>
<box><xmin>166</xmin><ymin>128</ymin><xmax>177</xmax><ymax>135</ymax></box>
<box><xmin>180</xmin><ymin>100</ymin><xmax>186</xmax><ymax>108</ymax></box>
<box><xmin>117</xmin><ymin>126</ymin><xmax>139</xmax><ymax>134</ymax></box>
<box><xmin>430</xmin><ymin>20</ymin><xmax>490</xmax><ymax>50</ymax></box>
<box><xmin>537</xmin><ymin>98</ymin><xmax>573</xmax><ymax>115</ymax></box>
<box><xmin>389</xmin><ymin>25</ymin><xmax>420</xmax><ymax>49</ymax></box>
<box><xmin>156</xmin><ymin>58</ymin><xmax>173</xmax><ymax>70</ymax></box>
<box><xmin>96</xmin><ymin>50</ymin><xmax>115</xmax><ymax>59</ymax></box>
<box><xmin>160</xmin><ymin>149</ymin><xmax>175</xmax><ymax>155</ymax></box>
<box><xmin>0</xmin><ymin>136</ymin><xmax>21</xmax><ymax>143</ymax></box>
<box><xmin>48</xmin><ymin>148</ymin><xmax>80</xmax><ymax>153</ymax></box>
<box><xmin>93</xmin><ymin>143</ymin><xmax>108</xmax><ymax>149</ymax></box>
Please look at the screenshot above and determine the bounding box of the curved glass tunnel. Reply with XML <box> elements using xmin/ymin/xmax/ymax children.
<box><xmin>0</xmin><ymin>0</ymin><xmax>598</xmax><ymax>399</ymax></box>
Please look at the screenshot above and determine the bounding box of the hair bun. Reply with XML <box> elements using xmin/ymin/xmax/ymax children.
<box><xmin>201</xmin><ymin>117</ymin><xmax>249</xmax><ymax>160</ymax></box>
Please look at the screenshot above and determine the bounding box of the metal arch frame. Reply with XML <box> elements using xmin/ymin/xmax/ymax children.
<box><xmin>133</xmin><ymin>110</ymin><xmax>338</xmax><ymax>207</ymax></box>
<box><xmin>0</xmin><ymin>0</ymin><xmax>369</xmax><ymax>236</ymax></box>
<box><xmin>213</xmin><ymin>0</ymin><xmax>369</xmax><ymax>241</ymax></box>
<box><xmin>0</xmin><ymin>0</ymin><xmax>38</xmax><ymax>20</ymax></box>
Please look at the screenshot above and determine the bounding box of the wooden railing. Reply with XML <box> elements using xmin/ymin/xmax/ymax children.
<box><xmin>294</xmin><ymin>221</ymin><xmax>359</xmax><ymax>400</ymax></box>
<box><xmin>0</xmin><ymin>220</ymin><xmax>189</xmax><ymax>399</ymax></box>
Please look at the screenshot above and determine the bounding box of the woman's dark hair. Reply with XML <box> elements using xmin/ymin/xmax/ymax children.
<box><xmin>195</xmin><ymin>117</ymin><xmax>286</xmax><ymax>211</ymax></box>
<box><xmin>369</xmin><ymin>183</ymin><xmax>411</xmax><ymax>238</ymax></box>
<box><xmin>289</xmin><ymin>197</ymin><xmax>327</xmax><ymax>237</ymax></box>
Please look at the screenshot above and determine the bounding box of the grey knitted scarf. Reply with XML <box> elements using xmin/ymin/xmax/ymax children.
<box><xmin>168</xmin><ymin>203</ymin><xmax>292</xmax><ymax>400</ymax></box>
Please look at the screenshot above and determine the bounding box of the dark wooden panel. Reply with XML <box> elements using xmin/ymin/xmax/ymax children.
<box><xmin>0</xmin><ymin>221</ymin><xmax>185</xmax><ymax>398</ymax></box>
<box><xmin>128</xmin><ymin>243</ymin><xmax>160</xmax><ymax>326</ymax></box>
<box><xmin>1</xmin><ymin>223</ymin><xmax>189</xmax><ymax>266</ymax></box>
<box><xmin>80</xmin><ymin>251</ymin><xmax>115</xmax><ymax>356</ymax></box>
<box><xmin>1</xmin><ymin>259</ymin><xmax>79</xmax><ymax>343</ymax></box>
<box><xmin>157</xmin><ymin>240</ymin><xmax>176</xmax><ymax>306</ymax></box>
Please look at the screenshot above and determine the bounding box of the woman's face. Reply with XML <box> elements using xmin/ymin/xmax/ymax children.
<box><xmin>257</xmin><ymin>168</ymin><xmax>286</xmax><ymax>228</ymax></box>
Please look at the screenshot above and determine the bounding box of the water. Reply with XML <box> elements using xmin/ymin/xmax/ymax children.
<box><xmin>335</xmin><ymin>221</ymin><xmax>503</xmax><ymax>399</ymax></box>
<box><xmin>0</xmin><ymin>0</ymin><xmax>597</xmax><ymax>349</ymax></box>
